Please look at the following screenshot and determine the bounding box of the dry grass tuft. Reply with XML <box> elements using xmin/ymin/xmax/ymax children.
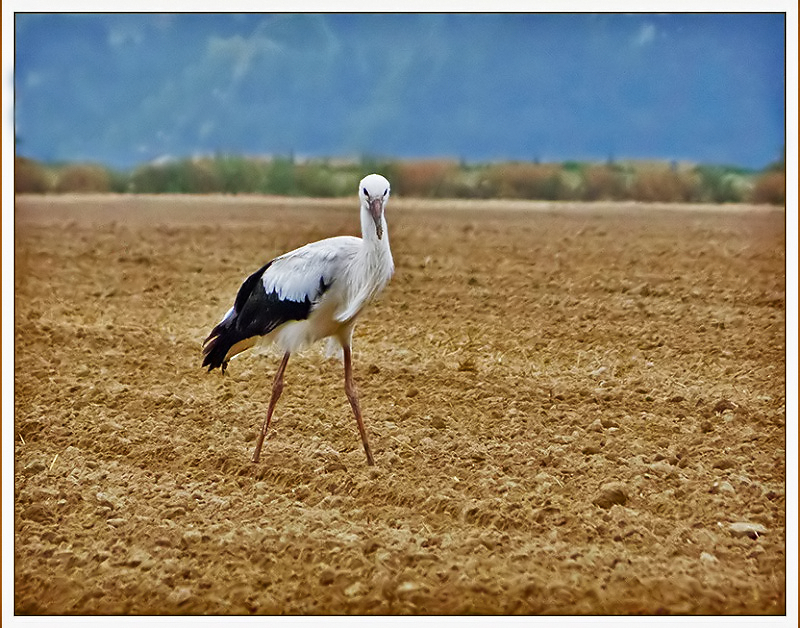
<box><xmin>54</xmin><ymin>164</ymin><xmax>112</xmax><ymax>193</ymax></box>
<box><xmin>394</xmin><ymin>160</ymin><xmax>461</xmax><ymax>197</ymax></box>
<box><xmin>487</xmin><ymin>162</ymin><xmax>565</xmax><ymax>200</ymax></box>
<box><xmin>15</xmin><ymin>156</ymin><xmax>53</xmax><ymax>193</ymax></box>
<box><xmin>628</xmin><ymin>166</ymin><xmax>698</xmax><ymax>203</ymax></box>
<box><xmin>581</xmin><ymin>165</ymin><xmax>628</xmax><ymax>201</ymax></box>
<box><xmin>750</xmin><ymin>171</ymin><xmax>785</xmax><ymax>205</ymax></box>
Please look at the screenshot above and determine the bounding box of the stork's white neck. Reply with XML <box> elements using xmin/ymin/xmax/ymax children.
<box><xmin>358</xmin><ymin>202</ymin><xmax>394</xmax><ymax>282</ymax></box>
<box><xmin>360</xmin><ymin>204</ymin><xmax>391</xmax><ymax>250</ymax></box>
<box><xmin>332</xmin><ymin>202</ymin><xmax>393</xmax><ymax>324</ymax></box>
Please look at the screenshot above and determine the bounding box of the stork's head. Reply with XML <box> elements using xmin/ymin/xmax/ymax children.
<box><xmin>359</xmin><ymin>173</ymin><xmax>390</xmax><ymax>240</ymax></box>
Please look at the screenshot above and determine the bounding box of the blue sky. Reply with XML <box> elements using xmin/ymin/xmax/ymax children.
<box><xmin>13</xmin><ymin>13</ymin><xmax>786</xmax><ymax>169</ymax></box>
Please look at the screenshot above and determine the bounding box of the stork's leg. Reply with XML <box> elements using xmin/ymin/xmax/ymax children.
<box><xmin>251</xmin><ymin>352</ymin><xmax>290</xmax><ymax>463</ymax></box>
<box><xmin>343</xmin><ymin>345</ymin><xmax>375</xmax><ymax>466</ymax></box>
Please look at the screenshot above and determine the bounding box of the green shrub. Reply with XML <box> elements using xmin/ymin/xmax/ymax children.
<box><xmin>214</xmin><ymin>155</ymin><xmax>267</xmax><ymax>194</ymax></box>
<box><xmin>107</xmin><ymin>169</ymin><xmax>131</xmax><ymax>193</ymax></box>
<box><xmin>263</xmin><ymin>157</ymin><xmax>298</xmax><ymax>195</ymax></box>
<box><xmin>296</xmin><ymin>163</ymin><xmax>359</xmax><ymax>197</ymax></box>
<box><xmin>130</xmin><ymin>159</ymin><xmax>222</xmax><ymax>193</ymax></box>
<box><xmin>359</xmin><ymin>156</ymin><xmax>397</xmax><ymax>183</ymax></box>
<box><xmin>130</xmin><ymin>162</ymin><xmax>180</xmax><ymax>193</ymax></box>
<box><xmin>694</xmin><ymin>166</ymin><xmax>745</xmax><ymax>203</ymax></box>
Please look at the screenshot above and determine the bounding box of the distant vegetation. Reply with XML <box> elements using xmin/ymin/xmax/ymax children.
<box><xmin>14</xmin><ymin>153</ymin><xmax>786</xmax><ymax>205</ymax></box>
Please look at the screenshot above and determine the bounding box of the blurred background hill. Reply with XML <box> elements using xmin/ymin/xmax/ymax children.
<box><xmin>13</xmin><ymin>13</ymin><xmax>786</xmax><ymax>203</ymax></box>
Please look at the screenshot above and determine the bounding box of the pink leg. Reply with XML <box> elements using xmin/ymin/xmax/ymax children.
<box><xmin>251</xmin><ymin>352</ymin><xmax>290</xmax><ymax>463</ymax></box>
<box><xmin>343</xmin><ymin>345</ymin><xmax>375</xmax><ymax>466</ymax></box>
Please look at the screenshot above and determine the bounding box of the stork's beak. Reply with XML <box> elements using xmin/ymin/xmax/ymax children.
<box><xmin>369</xmin><ymin>198</ymin><xmax>384</xmax><ymax>239</ymax></box>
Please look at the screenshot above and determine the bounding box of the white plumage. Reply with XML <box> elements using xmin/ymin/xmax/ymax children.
<box><xmin>202</xmin><ymin>173</ymin><xmax>394</xmax><ymax>465</ymax></box>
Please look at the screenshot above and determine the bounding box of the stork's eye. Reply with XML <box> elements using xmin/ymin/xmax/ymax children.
<box><xmin>363</xmin><ymin>187</ymin><xmax>369</xmax><ymax>196</ymax></box>
<box><xmin>383</xmin><ymin>189</ymin><xmax>388</xmax><ymax>196</ymax></box>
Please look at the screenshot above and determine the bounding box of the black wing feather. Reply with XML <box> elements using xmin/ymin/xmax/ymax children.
<box><xmin>202</xmin><ymin>261</ymin><xmax>333</xmax><ymax>372</ymax></box>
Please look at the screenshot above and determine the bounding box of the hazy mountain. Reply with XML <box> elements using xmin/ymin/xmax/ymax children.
<box><xmin>14</xmin><ymin>13</ymin><xmax>785</xmax><ymax>169</ymax></box>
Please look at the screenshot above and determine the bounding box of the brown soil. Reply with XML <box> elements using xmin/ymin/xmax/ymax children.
<box><xmin>14</xmin><ymin>194</ymin><xmax>786</xmax><ymax>615</ymax></box>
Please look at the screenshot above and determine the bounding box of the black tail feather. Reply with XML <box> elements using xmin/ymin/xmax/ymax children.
<box><xmin>202</xmin><ymin>263</ymin><xmax>273</xmax><ymax>374</ymax></box>
<box><xmin>202</xmin><ymin>318</ymin><xmax>238</xmax><ymax>373</ymax></box>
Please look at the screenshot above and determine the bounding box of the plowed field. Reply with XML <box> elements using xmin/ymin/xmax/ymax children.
<box><xmin>13</xmin><ymin>194</ymin><xmax>786</xmax><ymax>614</ymax></box>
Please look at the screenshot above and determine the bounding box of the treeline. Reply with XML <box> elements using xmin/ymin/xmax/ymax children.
<box><xmin>14</xmin><ymin>154</ymin><xmax>786</xmax><ymax>205</ymax></box>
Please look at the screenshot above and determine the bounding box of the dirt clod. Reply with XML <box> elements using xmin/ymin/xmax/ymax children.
<box><xmin>430</xmin><ymin>416</ymin><xmax>447</xmax><ymax>430</ymax></box>
<box><xmin>167</xmin><ymin>587</ymin><xmax>193</xmax><ymax>607</ymax></box>
<box><xmin>182</xmin><ymin>530</ymin><xmax>203</xmax><ymax>546</ymax></box>
<box><xmin>21</xmin><ymin>504</ymin><xmax>53</xmax><ymax>523</ymax></box>
<box><xmin>729</xmin><ymin>522</ymin><xmax>768</xmax><ymax>539</ymax></box>
<box><xmin>594</xmin><ymin>482</ymin><xmax>629</xmax><ymax>509</ymax></box>
<box><xmin>713</xmin><ymin>399</ymin><xmax>738</xmax><ymax>414</ymax></box>
<box><xmin>23</xmin><ymin>461</ymin><xmax>47</xmax><ymax>476</ymax></box>
<box><xmin>319</xmin><ymin>569</ymin><xmax>336</xmax><ymax>586</ymax></box>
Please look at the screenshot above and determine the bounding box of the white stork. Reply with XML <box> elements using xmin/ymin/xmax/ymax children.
<box><xmin>202</xmin><ymin>173</ymin><xmax>394</xmax><ymax>465</ymax></box>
